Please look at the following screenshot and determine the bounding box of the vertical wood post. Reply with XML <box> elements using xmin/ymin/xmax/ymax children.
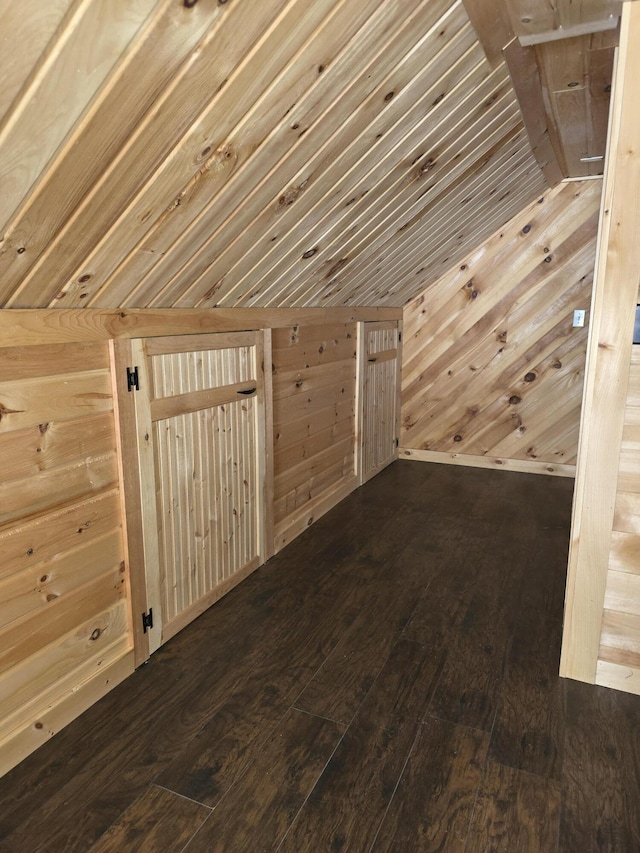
<box><xmin>261</xmin><ymin>328</ymin><xmax>275</xmax><ymax>561</ymax></box>
<box><xmin>560</xmin><ymin>1</ymin><xmax>640</xmax><ymax>682</ymax></box>
<box><xmin>109</xmin><ymin>339</ymin><xmax>151</xmax><ymax>666</ymax></box>
<box><xmin>355</xmin><ymin>322</ymin><xmax>367</xmax><ymax>485</ymax></box>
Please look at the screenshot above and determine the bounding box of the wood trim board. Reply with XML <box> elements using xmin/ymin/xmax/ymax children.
<box><xmin>0</xmin><ymin>308</ymin><xmax>401</xmax><ymax>348</ymax></box>
<box><xmin>400</xmin><ymin>448</ymin><xmax>576</xmax><ymax>478</ymax></box>
<box><xmin>560</xmin><ymin>1</ymin><xmax>640</xmax><ymax>683</ymax></box>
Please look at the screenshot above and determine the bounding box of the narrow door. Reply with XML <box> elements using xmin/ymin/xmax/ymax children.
<box><xmin>114</xmin><ymin>332</ymin><xmax>266</xmax><ymax>655</ymax></box>
<box><xmin>358</xmin><ymin>322</ymin><xmax>401</xmax><ymax>484</ymax></box>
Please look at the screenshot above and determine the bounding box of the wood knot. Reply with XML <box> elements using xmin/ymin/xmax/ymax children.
<box><xmin>524</xmin><ymin>372</ymin><xmax>536</xmax><ymax>382</ymax></box>
<box><xmin>544</xmin><ymin>256</ymin><xmax>552</xmax><ymax>264</ymax></box>
<box><xmin>90</xmin><ymin>628</ymin><xmax>101</xmax><ymax>641</ymax></box>
<box><xmin>39</xmin><ymin>422</ymin><xmax>49</xmax><ymax>434</ymax></box>
<box><xmin>522</xmin><ymin>224</ymin><xmax>531</xmax><ymax>234</ymax></box>
<box><xmin>553</xmin><ymin>361</ymin><xmax>562</xmax><ymax>369</ymax></box>
<box><xmin>453</xmin><ymin>434</ymin><xmax>463</xmax><ymax>442</ymax></box>
<box><xmin>302</xmin><ymin>247</ymin><xmax>318</xmax><ymax>259</ymax></box>
<box><xmin>384</xmin><ymin>91</ymin><xmax>394</xmax><ymax>101</ymax></box>
<box><xmin>78</xmin><ymin>274</ymin><xmax>91</xmax><ymax>283</ymax></box>
<box><xmin>509</xmin><ymin>395</ymin><xmax>521</xmax><ymax>405</ymax></box>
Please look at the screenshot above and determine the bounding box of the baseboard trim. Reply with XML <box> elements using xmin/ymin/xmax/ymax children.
<box><xmin>399</xmin><ymin>448</ymin><xmax>576</xmax><ymax>478</ymax></box>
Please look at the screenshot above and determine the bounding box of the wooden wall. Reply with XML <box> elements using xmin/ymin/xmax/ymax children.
<box><xmin>0</xmin><ymin>306</ymin><xmax>398</xmax><ymax>775</ymax></box>
<box><xmin>272</xmin><ymin>322</ymin><xmax>358</xmax><ymax>551</ymax></box>
<box><xmin>599</xmin><ymin>349</ymin><xmax>640</xmax><ymax>691</ymax></box>
<box><xmin>560</xmin><ymin>2</ymin><xmax>640</xmax><ymax>692</ymax></box>
<box><xmin>0</xmin><ymin>342</ymin><xmax>134</xmax><ymax>775</ymax></box>
<box><xmin>400</xmin><ymin>179</ymin><xmax>602</xmax><ymax>476</ymax></box>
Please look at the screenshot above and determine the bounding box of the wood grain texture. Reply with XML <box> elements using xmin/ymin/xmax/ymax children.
<box><xmin>3</xmin><ymin>463</ymin><xmax>640</xmax><ymax>850</ymax></box>
<box><xmin>182</xmin><ymin>709</ymin><xmax>343</xmax><ymax>852</ymax></box>
<box><xmin>507</xmin><ymin>0</ymin><xmax>622</xmax><ymax>44</ymax></box>
<box><xmin>88</xmin><ymin>785</ymin><xmax>210</xmax><ymax>853</ymax></box>
<box><xmin>0</xmin><ymin>308</ymin><xmax>400</xmax><ymax>349</ymax></box>
<box><xmin>278</xmin><ymin>639</ymin><xmax>445</xmax><ymax>852</ymax></box>
<box><xmin>360</xmin><ymin>322</ymin><xmax>400</xmax><ymax>484</ymax></box>
<box><xmin>272</xmin><ymin>322</ymin><xmax>357</xmax><ymax>550</ymax></box>
<box><xmin>0</xmin><ymin>341</ymin><xmax>131</xmax><ymax>776</ymax></box>
<box><xmin>560</xmin><ymin>678</ymin><xmax>640</xmax><ymax>852</ymax></box>
<box><xmin>371</xmin><ymin>717</ymin><xmax>489</xmax><ymax>852</ymax></box>
<box><xmin>133</xmin><ymin>334</ymin><xmax>264</xmax><ymax>645</ymax></box>
<box><xmin>0</xmin><ymin>0</ymin><xmax>547</xmax><ymax>311</ymax></box>
<box><xmin>598</xmin><ymin>353</ymin><xmax>640</xmax><ymax>684</ymax></box>
<box><xmin>466</xmin><ymin>760</ymin><xmax>561</xmax><ymax>852</ymax></box>
<box><xmin>401</xmin><ymin>180</ymin><xmax>600</xmax><ymax>473</ymax></box>
<box><xmin>561</xmin><ymin>2</ymin><xmax>640</xmax><ymax>685</ymax></box>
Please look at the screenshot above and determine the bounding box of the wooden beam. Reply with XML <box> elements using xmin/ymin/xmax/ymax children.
<box><xmin>561</xmin><ymin>1</ymin><xmax>640</xmax><ymax>683</ymax></box>
<box><xmin>0</xmin><ymin>307</ymin><xmax>401</xmax><ymax>348</ymax></box>
<box><xmin>461</xmin><ymin>0</ymin><xmax>514</xmax><ymax>67</ymax></box>
<box><xmin>518</xmin><ymin>16</ymin><xmax>620</xmax><ymax>46</ymax></box>
<box><xmin>503</xmin><ymin>38</ymin><xmax>565</xmax><ymax>184</ymax></box>
<box><xmin>506</xmin><ymin>0</ymin><xmax>623</xmax><ymax>44</ymax></box>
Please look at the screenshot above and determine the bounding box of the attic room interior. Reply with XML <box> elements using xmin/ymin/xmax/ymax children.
<box><xmin>1</xmin><ymin>0</ymin><xmax>640</xmax><ymax>849</ymax></box>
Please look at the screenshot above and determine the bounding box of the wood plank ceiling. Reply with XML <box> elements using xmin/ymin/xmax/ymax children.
<box><xmin>0</xmin><ymin>0</ymin><xmax>616</xmax><ymax>310</ymax></box>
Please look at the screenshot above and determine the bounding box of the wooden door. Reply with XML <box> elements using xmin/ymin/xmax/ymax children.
<box><xmin>113</xmin><ymin>332</ymin><xmax>266</xmax><ymax>656</ymax></box>
<box><xmin>357</xmin><ymin>322</ymin><xmax>401</xmax><ymax>484</ymax></box>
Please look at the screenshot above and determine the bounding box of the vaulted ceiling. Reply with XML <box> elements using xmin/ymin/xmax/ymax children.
<box><xmin>0</xmin><ymin>0</ymin><xmax>617</xmax><ymax>309</ymax></box>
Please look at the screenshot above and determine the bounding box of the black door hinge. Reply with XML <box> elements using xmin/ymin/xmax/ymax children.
<box><xmin>142</xmin><ymin>608</ymin><xmax>153</xmax><ymax>633</ymax></box>
<box><xmin>395</xmin><ymin>437</ymin><xmax>399</xmax><ymax>448</ymax></box>
<box><xmin>127</xmin><ymin>366</ymin><xmax>140</xmax><ymax>392</ymax></box>
<box><xmin>398</xmin><ymin>331</ymin><xmax>402</xmax><ymax>342</ymax></box>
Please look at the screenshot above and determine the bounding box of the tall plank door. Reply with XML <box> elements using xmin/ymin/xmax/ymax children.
<box><xmin>357</xmin><ymin>322</ymin><xmax>401</xmax><ymax>484</ymax></box>
<box><xmin>113</xmin><ymin>332</ymin><xmax>266</xmax><ymax>656</ymax></box>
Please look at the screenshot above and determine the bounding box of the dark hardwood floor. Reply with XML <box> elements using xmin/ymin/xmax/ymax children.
<box><xmin>2</xmin><ymin>461</ymin><xmax>640</xmax><ymax>852</ymax></box>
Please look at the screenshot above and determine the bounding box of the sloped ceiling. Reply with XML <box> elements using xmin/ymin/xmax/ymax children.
<box><xmin>0</xmin><ymin>0</ymin><xmax>584</xmax><ymax>310</ymax></box>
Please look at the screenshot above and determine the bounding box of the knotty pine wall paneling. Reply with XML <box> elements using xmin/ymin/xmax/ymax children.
<box><xmin>561</xmin><ymin>3</ymin><xmax>640</xmax><ymax>692</ymax></box>
<box><xmin>400</xmin><ymin>179</ymin><xmax>601</xmax><ymax>477</ymax></box>
<box><xmin>272</xmin><ymin>322</ymin><xmax>358</xmax><ymax>552</ymax></box>
<box><xmin>0</xmin><ymin>305</ymin><xmax>399</xmax><ymax>776</ymax></box>
<box><xmin>599</xmin><ymin>350</ymin><xmax>640</xmax><ymax>692</ymax></box>
<box><xmin>0</xmin><ymin>342</ymin><xmax>134</xmax><ymax>776</ymax></box>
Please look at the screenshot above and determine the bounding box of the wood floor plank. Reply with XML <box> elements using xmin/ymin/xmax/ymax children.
<box><xmin>427</xmin><ymin>583</ymin><xmax>511</xmax><ymax>732</ymax></box>
<box><xmin>277</xmin><ymin>639</ymin><xmax>445</xmax><ymax>852</ymax></box>
<box><xmin>154</xmin><ymin>577</ymin><xmax>372</xmax><ymax>806</ymax></box>
<box><xmin>559</xmin><ymin>680</ymin><xmax>640</xmax><ymax>852</ymax></box>
<box><xmin>182</xmin><ymin>708</ymin><xmax>343</xmax><ymax>851</ymax></box>
<box><xmin>426</xmin><ymin>513</ymin><xmax>534</xmax><ymax>732</ymax></box>
<box><xmin>294</xmin><ymin>578</ymin><xmax>421</xmax><ymax>725</ymax></box>
<box><xmin>0</xmin><ymin>547</ymin><xmax>363</xmax><ymax>849</ymax></box>
<box><xmin>370</xmin><ymin>717</ymin><xmax>489</xmax><ymax>852</ymax></box>
<box><xmin>466</xmin><ymin>760</ymin><xmax>561</xmax><ymax>853</ymax></box>
<box><xmin>88</xmin><ymin>786</ymin><xmax>210</xmax><ymax>853</ymax></box>
<box><xmin>4</xmin><ymin>462</ymin><xmax>640</xmax><ymax>853</ymax></box>
<box><xmin>488</xmin><ymin>613</ymin><xmax>564</xmax><ymax>781</ymax></box>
